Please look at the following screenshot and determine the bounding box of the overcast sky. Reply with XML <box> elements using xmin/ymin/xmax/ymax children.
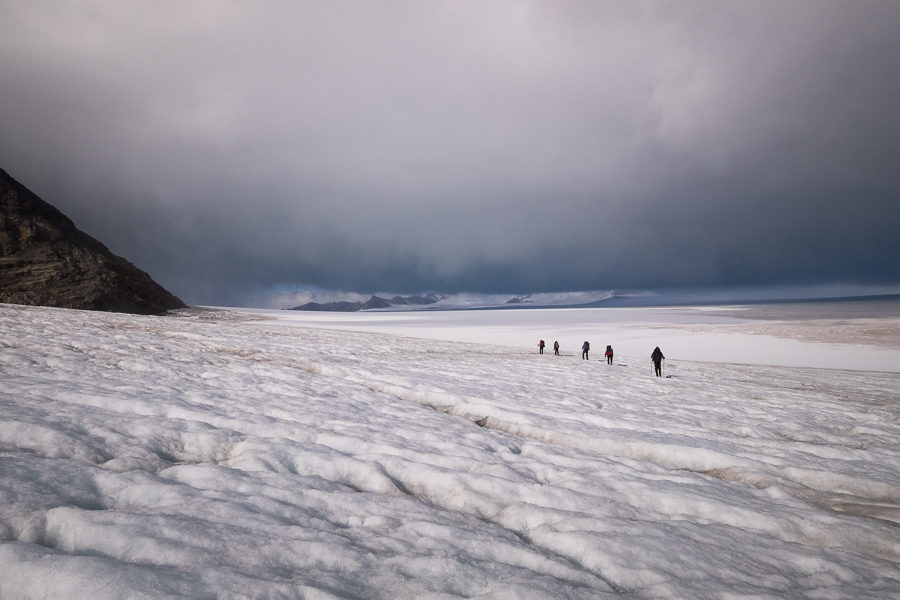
<box><xmin>1</xmin><ymin>1</ymin><xmax>898</xmax><ymax>307</ymax></box>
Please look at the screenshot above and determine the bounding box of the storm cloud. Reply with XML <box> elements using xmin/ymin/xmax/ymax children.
<box><xmin>1</xmin><ymin>1</ymin><xmax>898</xmax><ymax>306</ymax></box>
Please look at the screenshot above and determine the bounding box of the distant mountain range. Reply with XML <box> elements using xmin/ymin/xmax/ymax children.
<box><xmin>289</xmin><ymin>294</ymin><xmax>445</xmax><ymax>312</ymax></box>
<box><xmin>287</xmin><ymin>292</ymin><xmax>649</xmax><ymax>312</ymax></box>
<box><xmin>286</xmin><ymin>289</ymin><xmax>900</xmax><ymax>313</ymax></box>
<box><xmin>287</xmin><ymin>291</ymin><xmax>656</xmax><ymax>312</ymax></box>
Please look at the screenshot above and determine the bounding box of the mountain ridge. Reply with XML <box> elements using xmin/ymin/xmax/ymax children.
<box><xmin>0</xmin><ymin>168</ymin><xmax>185</xmax><ymax>315</ymax></box>
<box><xmin>289</xmin><ymin>293</ymin><xmax>444</xmax><ymax>312</ymax></box>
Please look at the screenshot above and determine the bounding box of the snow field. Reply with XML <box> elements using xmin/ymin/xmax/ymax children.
<box><xmin>0</xmin><ymin>303</ymin><xmax>898</xmax><ymax>599</ymax></box>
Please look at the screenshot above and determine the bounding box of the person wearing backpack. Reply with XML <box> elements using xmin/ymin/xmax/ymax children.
<box><xmin>538</xmin><ymin>339</ymin><xmax>545</xmax><ymax>354</ymax></box>
<box><xmin>605</xmin><ymin>345</ymin><xmax>614</xmax><ymax>365</ymax></box>
<box><xmin>582</xmin><ymin>341</ymin><xmax>590</xmax><ymax>360</ymax></box>
<box><xmin>553</xmin><ymin>340</ymin><xmax>560</xmax><ymax>355</ymax></box>
<box><xmin>651</xmin><ymin>346</ymin><xmax>665</xmax><ymax>376</ymax></box>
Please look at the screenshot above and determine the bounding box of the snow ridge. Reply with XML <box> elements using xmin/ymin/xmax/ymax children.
<box><xmin>0</xmin><ymin>303</ymin><xmax>898</xmax><ymax>599</ymax></box>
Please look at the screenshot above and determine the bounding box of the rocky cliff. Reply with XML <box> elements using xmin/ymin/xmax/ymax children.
<box><xmin>0</xmin><ymin>168</ymin><xmax>185</xmax><ymax>314</ymax></box>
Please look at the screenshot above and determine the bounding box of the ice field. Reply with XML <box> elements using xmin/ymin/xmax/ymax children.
<box><xmin>0</xmin><ymin>301</ymin><xmax>898</xmax><ymax>599</ymax></box>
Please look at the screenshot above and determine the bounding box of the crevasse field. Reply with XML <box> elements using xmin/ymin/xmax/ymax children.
<box><xmin>1</xmin><ymin>301</ymin><xmax>898</xmax><ymax>599</ymax></box>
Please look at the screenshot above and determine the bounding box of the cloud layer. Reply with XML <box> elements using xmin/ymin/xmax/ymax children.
<box><xmin>2</xmin><ymin>1</ymin><xmax>898</xmax><ymax>306</ymax></box>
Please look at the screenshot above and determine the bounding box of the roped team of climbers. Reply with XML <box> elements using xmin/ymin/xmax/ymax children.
<box><xmin>539</xmin><ymin>339</ymin><xmax>666</xmax><ymax>376</ymax></box>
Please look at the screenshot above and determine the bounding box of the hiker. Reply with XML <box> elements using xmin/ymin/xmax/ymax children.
<box><xmin>605</xmin><ymin>345</ymin><xmax>614</xmax><ymax>365</ymax></box>
<box><xmin>651</xmin><ymin>346</ymin><xmax>665</xmax><ymax>377</ymax></box>
<box><xmin>582</xmin><ymin>341</ymin><xmax>590</xmax><ymax>360</ymax></box>
<box><xmin>538</xmin><ymin>339</ymin><xmax>545</xmax><ymax>354</ymax></box>
<box><xmin>553</xmin><ymin>340</ymin><xmax>560</xmax><ymax>355</ymax></box>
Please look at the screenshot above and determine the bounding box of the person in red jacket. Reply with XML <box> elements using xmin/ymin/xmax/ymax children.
<box><xmin>605</xmin><ymin>345</ymin><xmax>614</xmax><ymax>365</ymax></box>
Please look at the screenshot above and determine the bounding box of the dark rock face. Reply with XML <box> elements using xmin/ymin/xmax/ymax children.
<box><xmin>0</xmin><ymin>168</ymin><xmax>186</xmax><ymax>314</ymax></box>
<box><xmin>290</xmin><ymin>301</ymin><xmax>363</xmax><ymax>312</ymax></box>
<box><xmin>360</xmin><ymin>295</ymin><xmax>391</xmax><ymax>310</ymax></box>
<box><xmin>405</xmin><ymin>294</ymin><xmax>443</xmax><ymax>305</ymax></box>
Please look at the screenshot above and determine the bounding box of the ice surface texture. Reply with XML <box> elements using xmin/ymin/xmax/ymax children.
<box><xmin>0</xmin><ymin>303</ymin><xmax>898</xmax><ymax>599</ymax></box>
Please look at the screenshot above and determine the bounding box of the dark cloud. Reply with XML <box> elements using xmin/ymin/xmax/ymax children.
<box><xmin>1</xmin><ymin>1</ymin><xmax>898</xmax><ymax>306</ymax></box>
